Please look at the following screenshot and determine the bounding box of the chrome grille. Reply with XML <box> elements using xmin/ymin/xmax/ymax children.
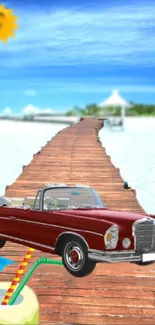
<box><xmin>134</xmin><ymin>219</ymin><xmax>155</xmax><ymax>253</ymax></box>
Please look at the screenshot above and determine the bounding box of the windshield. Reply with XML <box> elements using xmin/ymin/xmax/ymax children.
<box><xmin>42</xmin><ymin>187</ymin><xmax>106</xmax><ymax>210</ymax></box>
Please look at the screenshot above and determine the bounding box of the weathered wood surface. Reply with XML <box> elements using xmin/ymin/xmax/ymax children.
<box><xmin>2</xmin><ymin>118</ymin><xmax>154</xmax><ymax>325</ymax></box>
<box><xmin>5</xmin><ymin>118</ymin><xmax>144</xmax><ymax>213</ymax></box>
<box><xmin>2</xmin><ymin>242</ymin><xmax>155</xmax><ymax>325</ymax></box>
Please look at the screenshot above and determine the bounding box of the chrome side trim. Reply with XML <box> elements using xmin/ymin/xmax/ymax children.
<box><xmin>9</xmin><ymin>217</ymin><xmax>103</xmax><ymax>237</ymax></box>
<box><xmin>55</xmin><ymin>231</ymin><xmax>89</xmax><ymax>249</ymax></box>
<box><xmin>0</xmin><ymin>233</ymin><xmax>55</xmax><ymax>252</ymax></box>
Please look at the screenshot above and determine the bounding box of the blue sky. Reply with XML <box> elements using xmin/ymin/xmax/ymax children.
<box><xmin>0</xmin><ymin>0</ymin><xmax>155</xmax><ymax>114</ymax></box>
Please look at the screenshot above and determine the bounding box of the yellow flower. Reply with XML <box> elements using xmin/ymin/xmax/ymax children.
<box><xmin>0</xmin><ymin>4</ymin><xmax>18</xmax><ymax>43</ymax></box>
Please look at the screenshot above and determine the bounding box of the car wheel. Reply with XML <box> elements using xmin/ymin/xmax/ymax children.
<box><xmin>0</xmin><ymin>239</ymin><xmax>6</xmax><ymax>249</ymax></box>
<box><xmin>62</xmin><ymin>237</ymin><xmax>96</xmax><ymax>277</ymax></box>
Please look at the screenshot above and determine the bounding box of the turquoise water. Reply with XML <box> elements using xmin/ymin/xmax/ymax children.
<box><xmin>0</xmin><ymin>120</ymin><xmax>68</xmax><ymax>197</ymax></box>
<box><xmin>0</xmin><ymin>118</ymin><xmax>154</xmax><ymax>214</ymax></box>
<box><xmin>99</xmin><ymin>117</ymin><xmax>155</xmax><ymax>214</ymax></box>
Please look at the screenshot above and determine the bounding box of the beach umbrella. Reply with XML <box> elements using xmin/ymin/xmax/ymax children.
<box><xmin>98</xmin><ymin>89</ymin><xmax>132</xmax><ymax>129</ymax></box>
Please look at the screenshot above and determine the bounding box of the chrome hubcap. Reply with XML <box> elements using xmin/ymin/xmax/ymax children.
<box><xmin>70</xmin><ymin>249</ymin><xmax>80</xmax><ymax>263</ymax></box>
<box><xmin>65</xmin><ymin>243</ymin><xmax>85</xmax><ymax>271</ymax></box>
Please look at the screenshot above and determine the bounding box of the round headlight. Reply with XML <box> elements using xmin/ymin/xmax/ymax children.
<box><xmin>110</xmin><ymin>238</ymin><xmax>118</xmax><ymax>249</ymax></box>
<box><xmin>104</xmin><ymin>225</ymin><xmax>119</xmax><ymax>249</ymax></box>
<box><xmin>122</xmin><ymin>238</ymin><xmax>131</xmax><ymax>249</ymax></box>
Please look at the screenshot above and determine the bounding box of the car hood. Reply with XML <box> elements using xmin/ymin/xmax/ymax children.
<box><xmin>63</xmin><ymin>208</ymin><xmax>149</xmax><ymax>228</ymax></box>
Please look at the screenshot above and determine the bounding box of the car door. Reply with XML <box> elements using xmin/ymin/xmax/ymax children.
<box><xmin>5</xmin><ymin>208</ymin><xmax>50</xmax><ymax>247</ymax></box>
<box><xmin>6</xmin><ymin>207</ymin><xmax>60</xmax><ymax>249</ymax></box>
<box><xmin>0</xmin><ymin>205</ymin><xmax>67</xmax><ymax>250</ymax></box>
<box><xmin>23</xmin><ymin>209</ymin><xmax>63</xmax><ymax>248</ymax></box>
<box><xmin>0</xmin><ymin>207</ymin><xmax>19</xmax><ymax>239</ymax></box>
<box><xmin>0</xmin><ymin>207</ymin><xmax>37</xmax><ymax>245</ymax></box>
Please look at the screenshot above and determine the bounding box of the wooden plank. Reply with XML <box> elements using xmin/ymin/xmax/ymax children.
<box><xmin>2</xmin><ymin>118</ymin><xmax>152</xmax><ymax>325</ymax></box>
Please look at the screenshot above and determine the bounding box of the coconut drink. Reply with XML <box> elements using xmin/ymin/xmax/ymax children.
<box><xmin>0</xmin><ymin>282</ymin><xmax>39</xmax><ymax>325</ymax></box>
<box><xmin>0</xmin><ymin>247</ymin><xmax>62</xmax><ymax>324</ymax></box>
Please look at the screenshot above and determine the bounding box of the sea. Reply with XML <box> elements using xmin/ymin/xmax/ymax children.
<box><xmin>0</xmin><ymin>117</ymin><xmax>154</xmax><ymax>214</ymax></box>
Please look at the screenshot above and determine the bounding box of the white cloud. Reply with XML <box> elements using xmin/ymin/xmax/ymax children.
<box><xmin>23</xmin><ymin>104</ymin><xmax>55</xmax><ymax>115</ymax></box>
<box><xmin>0</xmin><ymin>2</ymin><xmax>155</xmax><ymax>67</ymax></box>
<box><xmin>24</xmin><ymin>89</ymin><xmax>36</xmax><ymax>96</ymax></box>
<box><xmin>0</xmin><ymin>107</ymin><xmax>13</xmax><ymax>116</ymax></box>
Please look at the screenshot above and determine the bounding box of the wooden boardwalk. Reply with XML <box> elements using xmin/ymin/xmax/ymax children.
<box><xmin>1</xmin><ymin>117</ymin><xmax>155</xmax><ymax>324</ymax></box>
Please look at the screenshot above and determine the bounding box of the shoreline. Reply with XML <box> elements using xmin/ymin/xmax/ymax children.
<box><xmin>0</xmin><ymin>115</ymin><xmax>155</xmax><ymax>124</ymax></box>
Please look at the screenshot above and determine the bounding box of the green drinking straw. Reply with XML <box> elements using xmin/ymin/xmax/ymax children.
<box><xmin>8</xmin><ymin>257</ymin><xmax>63</xmax><ymax>305</ymax></box>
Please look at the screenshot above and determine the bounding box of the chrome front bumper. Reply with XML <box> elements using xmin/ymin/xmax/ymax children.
<box><xmin>88</xmin><ymin>249</ymin><xmax>155</xmax><ymax>263</ymax></box>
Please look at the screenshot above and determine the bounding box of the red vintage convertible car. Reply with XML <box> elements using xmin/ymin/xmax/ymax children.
<box><xmin>0</xmin><ymin>184</ymin><xmax>155</xmax><ymax>277</ymax></box>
